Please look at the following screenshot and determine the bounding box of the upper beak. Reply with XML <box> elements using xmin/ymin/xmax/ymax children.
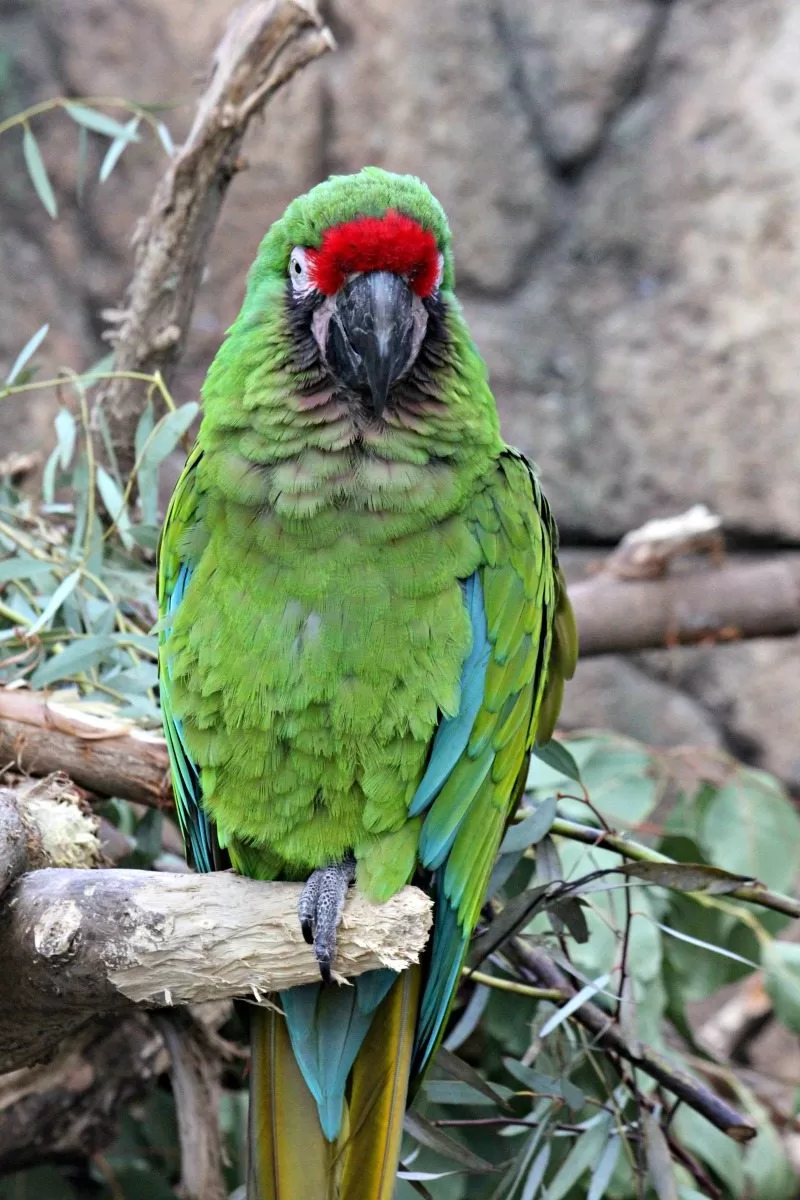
<box><xmin>325</xmin><ymin>271</ymin><xmax>416</xmax><ymax>416</ymax></box>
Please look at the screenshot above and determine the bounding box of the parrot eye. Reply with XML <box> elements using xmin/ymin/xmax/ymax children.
<box><xmin>289</xmin><ymin>247</ymin><xmax>313</xmax><ymax>295</ymax></box>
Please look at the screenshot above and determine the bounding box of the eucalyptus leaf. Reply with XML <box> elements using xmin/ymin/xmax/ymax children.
<box><xmin>546</xmin><ymin>1117</ymin><xmax>612</xmax><ymax>1200</ymax></box>
<box><xmin>96</xmin><ymin>465</ymin><xmax>134</xmax><ymax>550</ymax></box>
<box><xmin>532</xmin><ymin>740</ymin><xmax>582</xmax><ymax>782</ymax></box>
<box><xmin>435</xmin><ymin>1047</ymin><xmax>509</xmax><ymax>1107</ymax></box>
<box><xmin>423</xmin><ymin>1080</ymin><xmax>496</xmax><ymax>1107</ymax></box>
<box><xmin>27</xmin><ymin>569</ymin><xmax>81</xmax><ymax>635</ymax></box>
<box><xmin>763</xmin><ymin>941</ymin><xmax>800</xmax><ymax>1034</ymax></box>
<box><xmin>22</xmin><ymin>128</ymin><xmax>57</xmax><ymax>218</ymax></box>
<box><xmin>700</xmin><ymin>768</ymin><xmax>800</xmax><ymax>894</ymax></box>
<box><xmin>643</xmin><ymin>1113</ymin><xmax>678</xmax><ymax>1200</ymax></box>
<box><xmin>0</xmin><ymin>556</ymin><xmax>58</xmax><ymax>586</ymax></box>
<box><xmin>619</xmin><ymin>860</ymin><xmax>757</xmax><ymax>894</ymax></box>
<box><xmin>501</xmin><ymin>797</ymin><xmax>557</xmax><ymax>854</ymax></box>
<box><xmin>139</xmin><ymin>402</ymin><xmax>199</xmax><ymax>472</ymax></box>
<box><xmin>99</xmin><ymin>116</ymin><xmax>140</xmax><ymax>182</ymax></box>
<box><xmin>443</xmin><ymin>982</ymin><xmax>491</xmax><ymax>1052</ymax></box>
<box><xmin>6</xmin><ymin>322</ymin><xmax>50</xmax><ymax>385</ymax></box>
<box><xmin>30</xmin><ymin>634</ymin><xmax>117</xmax><ymax>687</ymax></box>
<box><xmin>538</xmin><ymin>975</ymin><xmax>609</xmax><ymax>1038</ymax></box>
<box><xmin>54</xmin><ymin>407</ymin><xmax>77</xmax><ymax>469</ymax></box>
<box><xmin>587</xmin><ymin>1132</ymin><xmax>621</xmax><ymax>1200</ymax></box>
<box><xmin>63</xmin><ymin>102</ymin><xmax>141</xmax><ymax>141</ymax></box>
<box><xmin>520</xmin><ymin>1143</ymin><xmax>550</xmax><ymax>1200</ymax></box>
<box><xmin>402</xmin><ymin>1111</ymin><xmax>494</xmax><ymax>1174</ymax></box>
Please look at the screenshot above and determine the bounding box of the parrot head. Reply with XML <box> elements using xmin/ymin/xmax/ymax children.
<box><xmin>247</xmin><ymin>167</ymin><xmax>457</xmax><ymax>418</ymax></box>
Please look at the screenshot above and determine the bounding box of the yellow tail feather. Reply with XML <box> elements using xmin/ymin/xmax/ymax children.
<box><xmin>248</xmin><ymin>1005</ymin><xmax>335</xmax><ymax>1200</ymax></box>
<box><xmin>247</xmin><ymin>968</ymin><xmax>421</xmax><ymax>1200</ymax></box>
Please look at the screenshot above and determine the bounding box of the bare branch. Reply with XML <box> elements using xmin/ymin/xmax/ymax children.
<box><xmin>154</xmin><ymin>1010</ymin><xmax>226</xmax><ymax>1200</ymax></box>
<box><xmin>570</xmin><ymin>553</ymin><xmax>800</xmax><ymax>656</ymax></box>
<box><xmin>94</xmin><ymin>0</ymin><xmax>334</xmax><ymax>471</ymax></box>
<box><xmin>0</xmin><ymin>689</ymin><xmax>171</xmax><ymax>807</ymax></box>
<box><xmin>0</xmin><ymin>865</ymin><xmax>432</xmax><ymax>1072</ymax></box>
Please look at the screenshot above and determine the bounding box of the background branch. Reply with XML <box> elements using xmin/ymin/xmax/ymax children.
<box><xmin>94</xmin><ymin>0</ymin><xmax>334</xmax><ymax>472</ymax></box>
<box><xmin>568</xmin><ymin>552</ymin><xmax>800</xmax><ymax>656</ymax></box>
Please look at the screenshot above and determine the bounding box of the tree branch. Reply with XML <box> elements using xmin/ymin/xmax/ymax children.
<box><xmin>0</xmin><ymin>1014</ymin><xmax>169</xmax><ymax>1173</ymax></box>
<box><xmin>570</xmin><ymin>553</ymin><xmax>800</xmax><ymax>656</ymax></box>
<box><xmin>94</xmin><ymin>0</ymin><xmax>334</xmax><ymax>472</ymax></box>
<box><xmin>0</xmin><ymin>864</ymin><xmax>432</xmax><ymax>1072</ymax></box>
<box><xmin>0</xmin><ymin>689</ymin><xmax>171</xmax><ymax>807</ymax></box>
<box><xmin>512</xmin><ymin>943</ymin><xmax>758</xmax><ymax>1143</ymax></box>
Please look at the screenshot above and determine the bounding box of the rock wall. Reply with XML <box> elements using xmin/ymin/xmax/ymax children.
<box><xmin>1</xmin><ymin>0</ymin><xmax>799</xmax><ymax>784</ymax></box>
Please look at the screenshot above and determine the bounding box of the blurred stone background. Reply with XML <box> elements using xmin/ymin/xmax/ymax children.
<box><xmin>1</xmin><ymin>0</ymin><xmax>799</xmax><ymax>786</ymax></box>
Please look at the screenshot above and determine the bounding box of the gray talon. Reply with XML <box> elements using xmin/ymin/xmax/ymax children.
<box><xmin>298</xmin><ymin>855</ymin><xmax>356</xmax><ymax>982</ymax></box>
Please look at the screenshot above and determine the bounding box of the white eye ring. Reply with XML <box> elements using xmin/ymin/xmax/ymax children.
<box><xmin>434</xmin><ymin>252</ymin><xmax>445</xmax><ymax>292</ymax></box>
<box><xmin>289</xmin><ymin>246</ymin><xmax>313</xmax><ymax>294</ymax></box>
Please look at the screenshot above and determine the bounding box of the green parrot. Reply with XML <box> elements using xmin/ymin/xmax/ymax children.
<box><xmin>157</xmin><ymin>167</ymin><xmax>577</xmax><ymax>1200</ymax></box>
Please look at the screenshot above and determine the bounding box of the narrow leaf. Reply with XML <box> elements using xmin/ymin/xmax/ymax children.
<box><xmin>138</xmin><ymin>403</ymin><xmax>199</xmax><ymax>472</ymax></box>
<box><xmin>423</xmin><ymin>1080</ymin><xmax>496</xmax><ymax>1107</ymax></box>
<box><xmin>443</xmin><ymin>982</ymin><xmax>490</xmax><ymax>1052</ymax></box>
<box><xmin>22</xmin><ymin>128</ymin><xmax>57</xmax><ymax>218</ymax></box>
<box><xmin>587</xmin><ymin>1133</ymin><xmax>621</xmax><ymax>1200</ymax></box>
<box><xmin>469</xmin><ymin>885</ymin><xmax>550</xmax><ymax>966</ymax></box>
<box><xmin>656</xmin><ymin>922</ymin><xmax>757</xmax><ymax>968</ymax></box>
<box><xmin>521</xmin><ymin>1144</ymin><xmax>550</xmax><ymax>1200</ymax></box>
<box><xmin>643</xmin><ymin>1113</ymin><xmax>678</xmax><ymax>1200</ymax></box>
<box><xmin>403</xmin><ymin>1111</ymin><xmax>494</xmax><ymax>1174</ymax></box>
<box><xmin>548</xmin><ymin>897</ymin><xmax>589</xmax><ymax>944</ymax></box>
<box><xmin>156</xmin><ymin>120</ymin><xmax>175</xmax><ymax>155</ymax></box>
<box><xmin>96</xmin><ymin>465</ymin><xmax>134</xmax><ymax>550</ymax></box>
<box><xmin>535</xmin><ymin>834</ymin><xmax>562</xmax><ymax>885</ymax></box>
<box><xmin>63</xmin><ymin>102</ymin><xmax>141</xmax><ymax>141</ymax></box>
<box><xmin>54</xmin><ymin>407</ymin><xmax>77</xmax><ymax>469</ymax></box>
<box><xmin>99</xmin><ymin>116</ymin><xmax>140</xmax><ymax>182</ymax></box>
<box><xmin>533</xmin><ymin>739</ymin><xmax>582</xmax><ymax>782</ymax></box>
<box><xmin>546</xmin><ymin>1118</ymin><xmax>612</xmax><ymax>1200</ymax></box>
<box><xmin>28</xmin><ymin>569</ymin><xmax>81</xmax><ymax>635</ymax></box>
<box><xmin>620</xmin><ymin>861</ymin><xmax>757</xmax><ymax>894</ymax></box>
<box><xmin>0</xmin><ymin>556</ymin><xmax>57</xmax><ymax>586</ymax></box>
<box><xmin>30</xmin><ymin>634</ymin><xmax>117</xmax><ymax>687</ymax></box>
<box><xmin>6</xmin><ymin>323</ymin><xmax>49</xmax><ymax>385</ymax></box>
<box><xmin>538</xmin><ymin>974</ymin><xmax>610</xmax><ymax>1038</ymax></box>
<box><xmin>435</xmin><ymin>1047</ymin><xmax>509</xmax><ymax>1107</ymax></box>
<box><xmin>501</xmin><ymin>797</ymin><xmax>557</xmax><ymax>853</ymax></box>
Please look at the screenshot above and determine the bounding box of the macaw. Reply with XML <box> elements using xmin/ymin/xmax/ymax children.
<box><xmin>157</xmin><ymin>167</ymin><xmax>576</xmax><ymax>1199</ymax></box>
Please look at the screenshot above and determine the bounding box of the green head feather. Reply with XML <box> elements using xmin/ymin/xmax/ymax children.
<box><xmin>249</xmin><ymin>167</ymin><xmax>455</xmax><ymax>295</ymax></box>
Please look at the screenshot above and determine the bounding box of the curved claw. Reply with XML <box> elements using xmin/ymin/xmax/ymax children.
<box><xmin>297</xmin><ymin>855</ymin><xmax>356</xmax><ymax>981</ymax></box>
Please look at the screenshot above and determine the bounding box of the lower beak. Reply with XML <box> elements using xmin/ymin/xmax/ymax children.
<box><xmin>326</xmin><ymin>271</ymin><xmax>416</xmax><ymax>416</ymax></box>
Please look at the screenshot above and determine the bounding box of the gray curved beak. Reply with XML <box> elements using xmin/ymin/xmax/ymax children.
<box><xmin>326</xmin><ymin>271</ymin><xmax>416</xmax><ymax>415</ymax></box>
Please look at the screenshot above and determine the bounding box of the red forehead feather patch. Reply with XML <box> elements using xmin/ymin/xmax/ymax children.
<box><xmin>308</xmin><ymin>210</ymin><xmax>440</xmax><ymax>298</ymax></box>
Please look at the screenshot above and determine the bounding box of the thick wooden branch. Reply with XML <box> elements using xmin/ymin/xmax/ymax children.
<box><xmin>95</xmin><ymin>0</ymin><xmax>334</xmax><ymax>471</ymax></box>
<box><xmin>0</xmin><ymin>865</ymin><xmax>432</xmax><ymax>1072</ymax></box>
<box><xmin>570</xmin><ymin>553</ymin><xmax>800</xmax><ymax>656</ymax></box>
<box><xmin>0</xmin><ymin>690</ymin><xmax>171</xmax><ymax>806</ymax></box>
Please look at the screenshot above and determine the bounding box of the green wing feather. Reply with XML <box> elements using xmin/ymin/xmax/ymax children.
<box><xmin>413</xmin><ymin>449</ymin><xmax>577</xmax><ymax>1074</ymax></box>
<box><xmin>156</xmin><ymin>443</ymin><xmax>218</xmax><ymax>873</ymax></box>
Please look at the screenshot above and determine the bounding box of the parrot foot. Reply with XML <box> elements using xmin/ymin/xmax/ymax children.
<box><xmin>298</xmin><ymin>854</ymin><xmax>356</xmax><ymax>983</ymax></box>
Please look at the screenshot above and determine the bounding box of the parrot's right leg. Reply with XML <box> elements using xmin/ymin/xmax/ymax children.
<box><xmin>298</xmin><ymin>854</ymin><xmax>356</xmax><ymax>983</ymax></box>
